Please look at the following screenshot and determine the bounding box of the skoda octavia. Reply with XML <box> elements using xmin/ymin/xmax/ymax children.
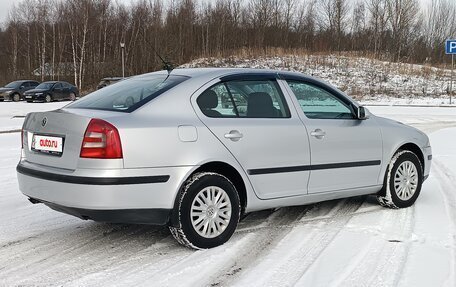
<box><xmin>17</xmin><ymin>68</ymin><xmax>432</xmax><ymax>249</ymax></box>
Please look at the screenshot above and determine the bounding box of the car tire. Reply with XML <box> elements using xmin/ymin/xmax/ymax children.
<box><xmin>169</xmin><ymin>172</ymin><xmax>241</xmax><ymax>249</ymax></box>
<box><xmin>69</xmin><ymin>92</ymin><xmax>76</xmax><ymax>101</ymax></box>
<box><xmin>12</xmin><ymin>93</ymin><xmax>20</xmax><ymax>102</ymax></box>
<box><xmin>45</xmin><ymin>94</ymin><xmax>52</xmax><ymax>103</ymax></box>
<box><xmin>377</xmin><ymin>150</ymin><xmax>423</xmax><ymax>209</ymax></box>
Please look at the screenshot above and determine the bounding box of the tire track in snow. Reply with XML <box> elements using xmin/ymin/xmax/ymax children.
<box><xmin>0</xmin><ymin>223</ymin><xmax>173</xmax><ymax>285</ymax></box>
<box><xmin>61</xmin><ymin>205</ymin><xmax>321</xmax><ymax>286</ymax></box>
<box><xmin>429</xmin><ymin>160</ymin><xmax>456</xmax><ymax>286</ymax></box>
<box><xmin>214</xmin><ymin>197</ymin><xmax>365</xmax><ymax>287</ymax></box>
<box><xmin>205</xmin><ymin>205</ymin><xmax>319</xmax><ymax>287</ymax></box>
<box><xmin>135</xmin><ymin>204</ymin><xmax>324</xmax><ymax>287</ymax></box>
<box><xmin>328</xmin><ymin>206</ymin><xmax>415</xmax><ymax>287</ymax></box>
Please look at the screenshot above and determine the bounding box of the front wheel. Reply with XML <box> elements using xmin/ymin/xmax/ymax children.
<box><xmin>377</xmin><ymin>150</ymin><xmax>423</xmax><ymax>208</ymax></box>
<box><xmin>45</xmin><ymin>94</ymin><xmax>52</xmax><ymax>103</ymax></box>
<box><xmin>69</xmin><ymin>92</ymin><xmax>76</xmax><ymax>101</ymax></box>
<box><xmin>169</xmin><ymin>172</ymin><xmax>240</xmax><ymax>249</ymax></box>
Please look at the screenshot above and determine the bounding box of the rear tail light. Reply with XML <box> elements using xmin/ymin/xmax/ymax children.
<box><xmin>21</xmin><ymin>128</ymin><xmax>24</xmax><ymax>149</ymax></box>
<box><xmin>80</xmin><ymin>119</ymin><xmax>123</xmax><ymax>159</ymax></box>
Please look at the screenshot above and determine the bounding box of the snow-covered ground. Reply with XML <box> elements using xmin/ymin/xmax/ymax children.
<box><xmin>0</xmin><ymin>102</ymin><xmax>456</xmax><ymax>286</ymax></box>
<box><xmin>0</xmin><ymin>102</ymin><xmax>67</xmax><ymax>133</ymax></box>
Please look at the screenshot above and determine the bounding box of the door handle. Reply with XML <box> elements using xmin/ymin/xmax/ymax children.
<box><xmin>310</xmin><ymin>129</ymin><xmax>326</xmax><ymax>139</ymax></box>
<box><xmin>224</xmin><ymin>130</ymin><xmax>243</xmax><ymax>141</ymax></box>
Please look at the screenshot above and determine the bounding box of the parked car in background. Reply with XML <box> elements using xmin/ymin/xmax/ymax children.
<box><xmin>17</xmin><ymin>68</ymin><xmax>431</xmax><ymax>249</ymax></box>
<box><xmin>97</xmin><ymin>77</ymin><xmax>123</xmax><ymax>89</ymax></box>
<box><xmin>24</xmin><ymin>81</ymin><xmax>79</xmax><ymax>103</ymax></box>
<box><xmin>0</xmin><ymin>80</ymin><xmax>39</xmax><ymax>102</ymax></box>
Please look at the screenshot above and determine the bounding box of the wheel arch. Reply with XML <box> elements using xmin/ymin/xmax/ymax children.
<box><xmin>396</xmin><ymin>142</ymin><xmax>424</xmax><ymax>171</ymax></box>
<box><xmin>378</xmin><ymin>142</ymin><xmax>424</xmax><ymax>197</ymax></box>
<box><xmin>170</xmin><ymin>161</ymin><xmax>248</xmax><ymax>226</ymax></box>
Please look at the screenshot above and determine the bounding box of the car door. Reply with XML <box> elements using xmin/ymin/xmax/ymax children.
<box><xmin>194</xmin><ymin>75</ymin><xmax>311</xmax><ymax>199</ymax></box>
<box><xmin>18</xmin><ymin>82</ymin><xmax>27</xmax><ymax>95</ymax></box>
<box><xmin>284</xmin><ymin>79</ymin><xmax>383</xmax><ymax>194</ymax></box>
<box><xmin>53</xmin><ymin>83</ymin><xmax>64</xmax><ymax>99</ymax></box>
<box><xmin>62</xmin><ymin>82</ymin><xmax>72</xmax><ymax>99</ymax></box>
<box><xmin>23</xmin><ymin>82</ymin><xmax>33</xmax><ymax>93</ymax></box>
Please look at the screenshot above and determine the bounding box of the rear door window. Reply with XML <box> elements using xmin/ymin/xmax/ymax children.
<box><xmin>197</xmin><ymin>80</ymin><xmax>290</xmax><ymax>118</ymax></box>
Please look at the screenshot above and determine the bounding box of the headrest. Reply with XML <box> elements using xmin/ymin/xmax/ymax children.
<box><xmin>197</xmin><ymin>90</ymin><xmax>218</xmax><ymax>109</ymax></box>
<box><xmin>247</xmin><ymin>92</ymin><xmax>275</xmax><ymax>117</ymax></box>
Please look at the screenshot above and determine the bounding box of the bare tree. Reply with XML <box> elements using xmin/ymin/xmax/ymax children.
<box><xmin>365</xmin><ymin>0</ymin><xmax>389</xmax><ymax>57</ymax></box>
<box><xmin>385</xmin><ymin>0</ymin><xmax>420</xmax><ymax>61</ymax></box>
<box><xmin>0</xmin><ymin>0</ymin><xmax>453</xmax><ymax>88</ymax></box>
<box><xmin>321</xmin><ymin>0</ymin><xmax>350</xmax><ymax>52</ymax></box>
<box><xmin>423</xmin><ymin>0</ymin><xmax>456</xmax><ymax>62</ymax></box>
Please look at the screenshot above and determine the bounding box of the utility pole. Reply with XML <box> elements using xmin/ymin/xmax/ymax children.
<box><xmin>120</xmin><ymin>42</ymin><xmax>125</xmax><ymax>78</ymax></box>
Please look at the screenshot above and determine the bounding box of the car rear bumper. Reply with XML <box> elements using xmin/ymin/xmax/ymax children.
<box><xmin>17</xmin><ymin>161</ymin><xmax>195</xmax><ymax>224</ymax></box>
<box><xmin>29</xmin><ymin>197</ymin><xmax>171</xmax><ymax>225</ymax></box>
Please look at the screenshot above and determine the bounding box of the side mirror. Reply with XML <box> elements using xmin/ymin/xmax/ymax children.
<box><xmin>20</xmin><ymin>86</ymin><xmax>25</xmax><ymax>89</ymax></box>
<box><xmin>356</xmin><ymin>106</ymin><xmax>369</xmax><ymax>120</ymax></box>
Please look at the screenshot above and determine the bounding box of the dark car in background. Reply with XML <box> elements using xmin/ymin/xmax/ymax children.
<box><xmin>0</xmin><ymin>80</ymin><xmax>39</xmax><ymax>102</ymax></box>
<box><xmin>24</xmin><ymin>81</ymin><xmax>79</xmax><ymax>103</ymax></box>
<box><xmin>97</xmin><ymin>77</ymin><xmax>123</xmax><ymax>89</ymax></box>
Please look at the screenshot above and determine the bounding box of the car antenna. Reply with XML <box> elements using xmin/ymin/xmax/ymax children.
<box><xmin>154</xmin><ymin>51</ymin><xmax>174</xmax><ymax>76</ymax></box>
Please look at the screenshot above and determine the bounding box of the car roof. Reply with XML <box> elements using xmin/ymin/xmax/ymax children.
<box><xmin>41</xmin><ymin>81</ymin><xmax>70</xmax><ymax>84</ymax></box>
<box><xmin>135</xmin><ymin>67</ymin><xmax>313</xmax><ymax>82</ymax></box>
<box><xmin>101</xmin><ymin>77</ymin><xmax>123</xmax><ymax>81</ymax></box>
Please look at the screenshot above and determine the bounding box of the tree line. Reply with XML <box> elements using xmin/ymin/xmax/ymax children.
<box><xmin>0</xmin><ymin>0</ymin><xmax>455</xmax><ymax>90</ymax></box>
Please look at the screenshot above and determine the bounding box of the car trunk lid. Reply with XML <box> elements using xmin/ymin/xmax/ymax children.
<box><xmin>22</xmin><ymin>109</ymin><xmax>120</xmax><ymax>170</ymax></box>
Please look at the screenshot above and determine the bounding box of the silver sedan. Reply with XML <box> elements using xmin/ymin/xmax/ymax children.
<box><xmin>17</xmin><ymin>68</ymin><xmax>432</xmax><ymax>249</ymax></box>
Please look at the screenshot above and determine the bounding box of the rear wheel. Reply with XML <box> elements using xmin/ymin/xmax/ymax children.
<box><xmin>12</xmin><ymin>93</ymin><xmax>20</xmax><ymax>102</ymax></box>
<box><xmin>45</xmin><ymin>94</ymin><xmax>52</xmax><ymax>103</ymax></box>
<box><xmin>69</xmin><ymin>92</ymin><xmax>76</xmax><ymax>101</ymax></box>
<box><xmin>377</xmin><ymin>150</ymin><xmax>423</xmax><ymax>208</ymax></box>
<box><xmin>169</xmin><ymin>172</ymin><xmax>240</xmax><ymax>249</ymax></box>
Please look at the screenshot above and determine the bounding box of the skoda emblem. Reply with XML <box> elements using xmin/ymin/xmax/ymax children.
<box><xmin>41</xmin><ymin>117</ymin><xmax>47</xmax><ymax>127</ymax></box>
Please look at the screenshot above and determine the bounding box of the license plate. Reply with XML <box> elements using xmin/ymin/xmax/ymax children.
<box><xmin>26</xmin><ymin>96</ymin><xmax>32</xmax><ymax>98</ymax></box>
<box><xmin>31</xmin><ymin>134</ymin><xmax>64</xmax><ymax>156</ymax></box>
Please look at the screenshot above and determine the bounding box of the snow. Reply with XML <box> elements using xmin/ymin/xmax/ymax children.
<box><xmin>1</xmin><ymin>103</ymin><xmax>456</xmax><ymax>285</ymax></box>
<box><xmin>0</xmin><ymin>103</ymin><xmax>456</xmax><ymax>286</ymax></box>
<box><xmin>0</xmin><ymin>102</ymin><xmax>67</xmax><ymax>133</ymax></box>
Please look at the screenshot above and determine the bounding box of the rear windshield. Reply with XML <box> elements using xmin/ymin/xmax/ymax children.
<box><xmin>68</xmin><ymin>75</ymin><xmax>188</xmax><ymax>112</ymax></box>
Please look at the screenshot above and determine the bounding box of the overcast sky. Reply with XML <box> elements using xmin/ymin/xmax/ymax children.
<box><xmin>0</xmin><ymin>0</ymin><xmax>432</xmax><ymax>25</ymax></box>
